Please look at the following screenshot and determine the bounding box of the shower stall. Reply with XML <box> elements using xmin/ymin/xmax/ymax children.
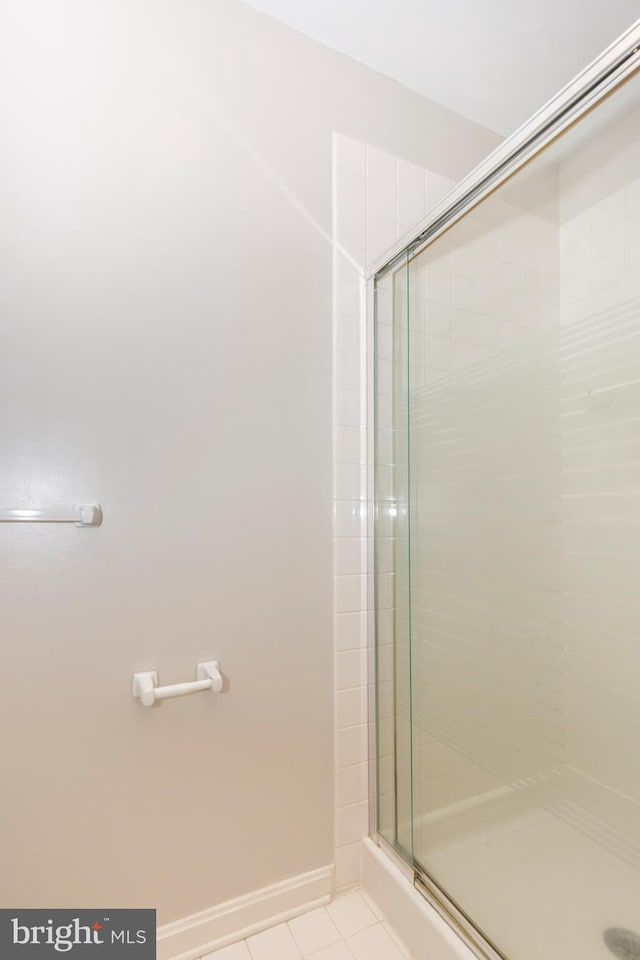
<box><xmin>372</xmin><ymin>22</ymin><xmax>640</xmax><ymax>960</ymax></box>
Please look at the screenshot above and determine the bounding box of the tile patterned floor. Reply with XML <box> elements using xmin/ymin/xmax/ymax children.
<box><xmin>202</xmin><ymin>889</ymin><xmax>412</xmax><ymax>960</ymax></box>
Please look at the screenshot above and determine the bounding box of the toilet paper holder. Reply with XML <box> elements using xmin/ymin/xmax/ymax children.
<box><xmin>132</xmin><ymin>660</ymin><xmax>223</xmax><ymax>707</ymax></box>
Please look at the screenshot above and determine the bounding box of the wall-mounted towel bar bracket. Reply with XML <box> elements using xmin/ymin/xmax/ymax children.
<box><xmin>0</xmin><ymin>504</ymin><xmax>102</xmax><ymax>526</ymax></box>
<box><xmin>132</xmin><ymin>660</ymin><xmax>223</xmax><ymax>707</ymax></box>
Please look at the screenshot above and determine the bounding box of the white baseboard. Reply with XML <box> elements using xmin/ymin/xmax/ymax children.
<box><xmin>157</xmin><ymin>865</ymin><xmax>333</xmax><ymax>960</ymax></box>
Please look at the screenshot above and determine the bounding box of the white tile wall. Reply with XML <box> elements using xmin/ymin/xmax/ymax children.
<box><xmin>383</xmin><ymin>95</ymin><xmax>640</xmax><ymax>860</ymax></box>
<box><xmin>557</xmin><ymin>103</ymin><xmax>640</xmax><ymax>815</ymax></box>
<box><xmin>560</xmin><ymin>177</ymin><xmax>640</xmax><ymax>326</ymax></box>
<box><xmin>332</xmin><ymin>133</ymin><xmax>454</xmax><ymax>888</ymax></box>
<box><xmin>376</xmin><ymin>168</ymin><xmax>566</xmax><ymax>825</ymax></box>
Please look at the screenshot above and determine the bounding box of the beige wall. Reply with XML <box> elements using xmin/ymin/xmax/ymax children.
<box><xmin>0</xmin><ymin>0</ymin><xmax>499</xmax><ymax>924</ymax></box>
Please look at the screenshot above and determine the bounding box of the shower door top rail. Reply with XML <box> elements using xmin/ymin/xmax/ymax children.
<box><xmin>366</xmin><ymin>18</ymin><xmax>640</xmax><ymax>281</ymax></box>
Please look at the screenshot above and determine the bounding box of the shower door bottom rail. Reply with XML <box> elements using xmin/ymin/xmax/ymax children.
<box><xmin>413</xmin><ymin>860</ymin><xmax>508</xmax><ymax>960</ymax></box>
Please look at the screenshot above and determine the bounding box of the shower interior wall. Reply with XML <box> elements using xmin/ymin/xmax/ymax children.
<box><xmin>379</xmin><ymin>92</ymin><xmax>640</xmax><ymax>864</ymax></box>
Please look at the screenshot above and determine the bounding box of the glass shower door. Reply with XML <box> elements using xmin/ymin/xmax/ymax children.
<box><xmin>376</xmin><ymin>62</ymin><xmax>640</xmax><ymax>960</ymax></box>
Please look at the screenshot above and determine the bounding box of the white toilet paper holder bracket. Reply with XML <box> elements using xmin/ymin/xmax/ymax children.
<box><xmin>132</xmin><ymin>660</ymin><xmax>223</xmax><ymax>707</ymax></box>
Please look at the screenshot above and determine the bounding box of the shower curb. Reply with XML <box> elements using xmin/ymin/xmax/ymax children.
<box><xmin>362</xmin><ymin>838</ymin><xmax>475</xmax><ymax>960</ymax></box>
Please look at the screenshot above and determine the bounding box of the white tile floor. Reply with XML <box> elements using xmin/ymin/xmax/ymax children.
<box><xmin>202</xmin><ymin>890</ymin><xmax>412</xmax><ymax>960</ymax></box>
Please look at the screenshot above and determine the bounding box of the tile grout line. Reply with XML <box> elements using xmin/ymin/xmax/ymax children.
<box><xmin>204</xmin><ymin>889</ymin><xmax>411</xmax><ymax>959</ymax></box>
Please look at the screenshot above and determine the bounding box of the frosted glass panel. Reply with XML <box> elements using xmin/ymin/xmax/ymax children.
<box><xmin>376</xmin><ymin>67</ymin><xmax>640</xmax><ymax>960</ymax></box>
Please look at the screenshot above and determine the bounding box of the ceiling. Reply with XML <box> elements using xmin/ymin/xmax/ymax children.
<box><xmin>241</xmin><ymin>0</ymin><xmax>639</xmax><ymax>134</ymax></box>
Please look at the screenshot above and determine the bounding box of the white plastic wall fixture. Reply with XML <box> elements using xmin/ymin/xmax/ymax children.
<box><xmin>0</xmin><ymin>504</ymin><xmax>102</xmax><ymax>526</ymax></box>
<box><xmin>132</xmin><ymin>660</ymin><xmax>223</xmax><ymax>707</ymax></box>
<box><xmin>74</xmin><ymin>505</ymin><xmax>102</xmax><ymax>526</ymax></box>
